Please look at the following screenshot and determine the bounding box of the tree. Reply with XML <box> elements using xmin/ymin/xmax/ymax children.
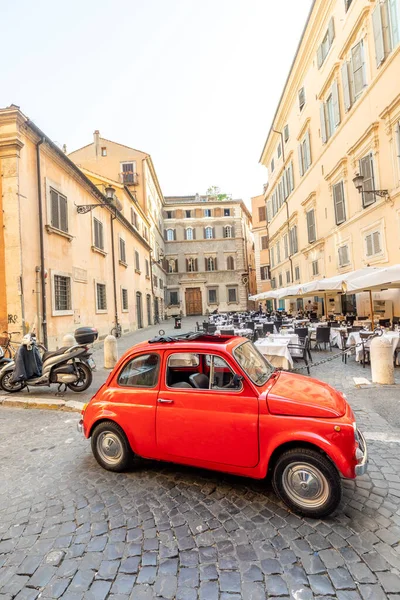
<box><xmin>206</xmin><ymin>186</ymin><xmax>231</xmax><ymax>201</ymax></box>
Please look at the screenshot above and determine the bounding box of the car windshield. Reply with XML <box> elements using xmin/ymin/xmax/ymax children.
<box><xmin>233</xmin><ymin>341</ymin><xmax>274</xmax><ymax>386</ymax></box>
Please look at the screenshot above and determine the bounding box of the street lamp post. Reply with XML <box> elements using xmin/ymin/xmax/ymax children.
<box><xmin>352</xmin><ymin>173</ymin><xmax>389</xmax><ymax>198</ymax></box>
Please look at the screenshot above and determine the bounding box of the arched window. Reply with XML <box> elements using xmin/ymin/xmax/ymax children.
<box><xmin>227</xmin><ymin>256</ymin><xmax>234</xmax><ymax>270</ymax></box>
<box><xmin>224</xmin><ymin>225</ymin><xmax>232</xmax><ymax>238</ymax></box>
<box><xmin>166</xmin><ymin>229</ymin><xmax>175</xmax><ymax>241</ymax></box>
<box><xmin>186</xmin><ymin>228</ymin><xmax>193</xmax><ymax>240</ymax></box>
<box><xmin>207</xmin><ymin>257</ymin><xmax>215</xmax><ymax>271</ymax></box>
<box><xmin>168</xmin><ymin>259</ymin><xmax>177</xmax><ymax>273</ymax></box>
<box><xmin>205</xmin><ymin>226</ymin><xmax>213</xmax><ymax>239</ymax></box>
<box><xmin>187</xmin><ymin>258</ymin><xmax>197</xmax><ymax>272</ymax></box>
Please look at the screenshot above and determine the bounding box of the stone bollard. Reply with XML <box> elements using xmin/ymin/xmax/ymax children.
<box><xmin>62</xmin><ymin>333</ymin><xmax>76</xmax><ymax>348</ymax></box>
<box><xmin>104</xmin><ymin>334</ymin><xmax>118</xmax><ymax>369</ymax></box>
<box><xmin>370</xmin><ymin>335</ymin><xmax>394</xmax><ymax>385</ymax></box>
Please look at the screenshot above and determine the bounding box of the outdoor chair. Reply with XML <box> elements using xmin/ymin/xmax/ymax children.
<box><xmin>202</xmin><ymin>322</ymin><xmax>209</xmax><ymax>333</ymax></box>
<box><xmin>207</xmin><ymin>324</ymin><xmax>217</xmax><ymax>334</ymax></box>
<box><xmin>245</xmin><ymin>321</ymin><xmax>255</xmax><ymax>331</ymax></box>
<box><xmin>223</xmin><ymin>329</ymin><xmax>235</xmax><ymax>336</ymax></box>
<box><xmin>313</xmin><ymin>326</ymin><xmax>331</xmax><ymax>351</ymax></box>
<box><xmin>294</xmin><ymin>327</ymin><xmax>308</xmax><ymax>342</ymax></box>
<box><xmin>288</xmin><ymin>337</ymin><xmax>311</xmax><ymax>375</ymax></box>
<box><xmin>350</xmin><ymin>326</ymin><xmax>363</xmax><ymax>332</ymax></box>
<box><xmin>196</xmin><ymin>321</ymin><xmax>203</xmax><ymax>332</ymax></box>
<box><xmin>263</xmin><ymin>323</ymin><xmax>274</xmax><ymax>335</ymax></box>
<box><xmin>330</xmin><ymin>322</ymin><xmax>340</xmax><ymax>328</ymax></box>
<box><xmin>379</xmin><ymin>319</ymin><xmax>391</xmax><ymax>328</ymax></box>
<box><xmin>359</xmin><ymin>332</ymin><xmax>372</xmax><ymax>368</ymax></box>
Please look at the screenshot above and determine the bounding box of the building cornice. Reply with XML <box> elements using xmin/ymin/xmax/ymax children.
<box><xmin>317</xmin><ymin>62</ymin><xmax>341</xmax><ymax>99</ymax></box>
<box><xmin>296</xmin><ymin>118</ymin><xmax>311</xmax><ymax>142</ymax></box>
<box><xmin>338</xmin><ymin>6</ymin><xmax>371</xmax><ymax>59</ymax></box>
<box><xmin>324</xmin><ymin>157</ymin><xmax>348</xmax><ymax>182</ymax></box>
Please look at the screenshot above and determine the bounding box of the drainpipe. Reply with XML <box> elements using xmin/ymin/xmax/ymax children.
<box><xmin>36</xmin><ymin>138</ymin><xmax>48</xmax><ymax>348</ymax></box>
<box><xmin>109</xmin><ymin>211</ymin><xmax>119</xmax><ymax>333</ymax></box>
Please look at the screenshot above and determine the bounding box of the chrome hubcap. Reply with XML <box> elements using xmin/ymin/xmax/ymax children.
<box><xmin>282</xmin><ymin>462</ymin><xmax>329</xmax><ymax>509</ymax></box>
<box><xmin>97</xmin><ymin>432</ymin><xmax>123</xmax><ymax>465</ymax></box>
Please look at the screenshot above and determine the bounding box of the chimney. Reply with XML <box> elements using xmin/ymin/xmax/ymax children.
<box><xmin>94</xmin><ymin>130</ymin><xmax>100</xmax><ymax>156</ymax></box>
<box><xmin>62</xmin><ymin>144</ymin><xmax>67</xmax><ymax>154</ymax></box>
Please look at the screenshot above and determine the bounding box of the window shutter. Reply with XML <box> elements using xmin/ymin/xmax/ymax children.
<box><xmin>203</xmin><ymin>227</ymin><xmax>206</xmax><ymax>239</ymax></box>
<box><xmin>212</xmin><ymin>227</ymin><xmax>215</xmax><ymax>238</ymax></box>
<box><xmin>164</xmin><ymin>229</ymin><xmax>167</xmax><ymax>241</ymax></box>
<box><xmin>372</xmin><ymin>3</ymin><xmax>385</xmax><ymax>66</ymax></box>
<box><xmin>352</xmin><ymin>40</ymin><xmax>366</xmax><ymax>97</ymax></box>
<box><xmin>328</xmin><ymin>17</ymin><xmax>335</xmax><ymax>45</ymax></box>
<box><xmin>184</xmin><ymin>229</ymin><xmax>187</xmax><ymax>240</ymax></box>
<box><xmin>50</xmin><ymin>190</ymin><xmax>59</xmax><ymax>229</ymax></box>
<box><xmin>333</xmin><ymin>182</ymin><xmax>346</xmax><ymax>224</ymax></box>
<box><xmin>186</xmin><ymin>259</ymin><xmax>189</xmax><ymax>272</ymax></box>
<box><xmin>99</xmin><ymin>221</ymin><xmax>104</xmax><ymax>249</ymax></box>
<box><xmin>332</xmin><ymin>80</ymin><xmax>340</xmax><ymax>127</ymax></box>
<box><xmin>204</xmin><ymin>258</ymin><xmax>208</xmax><ymax>271</ymax></box>
<box><xmin>373</xmin><ymin>231</ymin><xmax>381</xmax><ymax>254</ymax></box>
<box><xmin>214</xmin><ymin>257</ymin><xmax>218</xmax><ymax>271</ymax></box>
<box><xmin>389</xmin><ymin>0</ymin><xmax>400</xmax><ymax>46</ymax></box>
<box><xmin>192</xmin><ymin>228</ymin><xmax>196</xmax><ymax>240</ymax></box>
<box><xmin>366</xmin><ymin>234</ymin><xmax>373</xmax><ymax>256</ymax></box>
<box><xmin>305</xmin><ymin>130</ymin><xmax>312</xmax><ymax>168</ymax></box>
<box><xmin>298</xmin><ymin>144</ymin><xmax>304</xmax><ymax>177</ymax></box>
<box><xmin>193</xmin><ymin>258</ymin><xmax>197</xmax><ymax>272</ymax></box>
<box><xmin>173</xmin><ymin>229</ymin><xmax>177</xmax><ymax>241</ymax></box>
<box><xmin>59</xmin><ymin>196</ymin><xmax>68</xmax><ymax>232</ymax></box>
<box><xmin>320</xmin><ymin>103</ymin><xmax>327</xmax><ymax>144</ymax></box>
<box><xmin>289</xmin><ymin>161</ymin><xmax>294</xmax><ymax>191</ymax></box>
<box><xmin>282</xmin><ymin>173</ymin><xmax>288</xmax><ymax>200</ymax></box>
<box><xmin>266</xmin><ymin>200</ymin><xmax>272</xmax><ymax>222</ymax></box>
<box><xmin>317</xmin><ymin>44</ymin><xmax>323</xmax><ymax>69</ymax></box>
<box><xmin>341</xmin><ymin>62</ymin><xmax>351</xmax><ymax>112</ymax></box>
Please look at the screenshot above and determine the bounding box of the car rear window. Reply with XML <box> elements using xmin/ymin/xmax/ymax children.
<box><xmin>118</xmin><ymin>353</ymin><xmax>160</xmax><ymax>388</ymax></box>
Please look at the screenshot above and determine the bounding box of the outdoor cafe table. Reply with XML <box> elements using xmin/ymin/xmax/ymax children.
<box><xmin>347</xmin><ymin>331</ymin><xmax>400</xmax><ymax>363</ymax></box>
<box><xmin>215</xmin><ymin>327</ymin><xmax>253</xmax><ymax>339</ymax></box>
<box><xmin>255</xmin><ymin>334</ymin><xmax>300</xmax><ymax>370</ymax></box>
<box><xmin>330</xmin><ymin>326</ymin><xmax>348</xmax><ymax>349</ymax></box>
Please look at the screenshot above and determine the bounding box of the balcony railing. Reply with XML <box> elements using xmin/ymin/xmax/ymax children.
<box><xmin>119</xmin><ymin>171</ymin><xmax>139</xmax><ymax>186</ymax></box>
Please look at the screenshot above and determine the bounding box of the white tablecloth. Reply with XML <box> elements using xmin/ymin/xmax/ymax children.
<box><xmin>348</xmin><ymin>331</ymin><xmax>400</xmax><ymax>362</ymax></box>
<box><xmin>255</xmin><ymin>338</ymin><xmax>294</xmax><ymax>369</ymax></box>
<box><xmin>330</xmin><ymin>328</ymin><xmax>348</xmax><ymax>349</ymax></box>
<box><xmin>216</xmin><ymin>327</ymin><xmax>253</xmax><ymax>338</ymax></box>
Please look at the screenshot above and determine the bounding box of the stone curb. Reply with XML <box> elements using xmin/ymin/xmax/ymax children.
<box><xmin>0</xmin><ymin>395</ymin><xmax>84</xmax><ymax>412</ymax></box>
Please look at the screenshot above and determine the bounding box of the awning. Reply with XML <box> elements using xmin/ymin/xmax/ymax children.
<box><xmin>345</xmin><ymin>264</ymin><xmax>400</xmax><ymax>293</ymax></box>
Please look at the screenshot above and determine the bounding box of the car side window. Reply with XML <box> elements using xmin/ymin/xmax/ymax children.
<box><xmin>206</xmin><ymin>354</ymin><xmax>242</xmax><ymax>391</ymax></box>
<box><xmin>118</xmin><ymin>353</ymin><xmax>160</xmax><ymax>388</ymax></box>
<box><xmin>166</xmin><ymin>352</ymin><xmax>241</xmax><ymax>391</ymax></box>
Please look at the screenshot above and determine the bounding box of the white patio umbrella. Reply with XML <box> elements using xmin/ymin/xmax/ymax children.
<box><xmin>344</xmin><ymin>265</ymin><xmax>400</xmax><ymax>323</ymax></box>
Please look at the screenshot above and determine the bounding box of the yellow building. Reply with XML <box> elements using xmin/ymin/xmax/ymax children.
<box><xmin>69</xmin><ymin>132</ymin><xmax>167</xmax><ymax>321</ymax></box>
<box><xmin>0</xmin><ymin>106</ymin><xmax>153</xmax><ymax>347</ymax></box>
<box><xmin>251</xmin><ymin>192</ymin><xmax>271</xmax><ymax>297</ymax></box>
<box><xmin>258</xmin><ymin>0</ymin><xmax>400</xmax><ymax>314</ymax></box>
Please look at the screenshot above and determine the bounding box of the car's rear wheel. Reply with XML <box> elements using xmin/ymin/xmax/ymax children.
<box><xmin>91</xmin><ymin>421</ymin><xmax>133</xmax><ymax>472</ymax></box>
<box><xmin>272</xmin><ymin>447</ymin><xmax>342</xmax><ymax>518</ymax></box>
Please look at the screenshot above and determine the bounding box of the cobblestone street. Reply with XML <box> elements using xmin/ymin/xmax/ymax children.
<box><xmin>1</xmin><ymin>324</ymin><xmax>400</xmax><ymax>599</ymax></box>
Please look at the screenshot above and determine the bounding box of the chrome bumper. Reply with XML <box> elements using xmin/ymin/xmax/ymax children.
<box><xmin>355</xmin><ymin>429</ymin><xmax>368</xmax><ymax>476</ymax></box>
<box><xmin>77</xmin><ymin>419</ymin><xmax>83</xmax><ymax>435</ymax></box>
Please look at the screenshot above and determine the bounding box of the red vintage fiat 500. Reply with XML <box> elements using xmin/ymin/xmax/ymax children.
<box><xmin>79</xmin><ymin>333</ymin><xmax>367</xmax><ymax>518</ymax></box>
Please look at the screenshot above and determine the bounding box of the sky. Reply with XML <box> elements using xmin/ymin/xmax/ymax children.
<box><xmin>2</xmin><ymin>0</ymin><xmax>313</xmax><ymax>206</ymax></box>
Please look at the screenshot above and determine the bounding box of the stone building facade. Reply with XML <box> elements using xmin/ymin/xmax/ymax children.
<box><xmin>256</xmin><ymin>0</ymin><xmax>400</xmax><ymax>314</ymax></box>
<box><xmin>163</xmin><ymin>195</ymin><xmax>255</xmax><ymax>316</ymax></box>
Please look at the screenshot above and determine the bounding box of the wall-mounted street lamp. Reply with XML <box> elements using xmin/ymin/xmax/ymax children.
<box><xmin>352</xmin><ymin>173</ymin><xmax>389</xmax><ymax>198</ymax></box>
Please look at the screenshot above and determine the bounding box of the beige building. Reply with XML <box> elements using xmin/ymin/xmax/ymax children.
<box><xmin>251</xmin><ymin>192</ymin><xmax>271</xmax><ymax>298</ymax></box>
<box><xmin>257</xmin><ymin>0</ymin><xmax>400</xmax><ymax>314</ymax></box>
<box><xmin>163</xmin><ymin>195</ymin><xmax>255</xmax><ymax>316</ymax></box>
<box><xmin>0</xmin><ymin>106</ymin><xmax>153</xmax><ymax>347</ymax></box>
<box><xmin>69</xmin><ymin>132</ymin><xmax>167</xmax><ymax>320</ymax></box>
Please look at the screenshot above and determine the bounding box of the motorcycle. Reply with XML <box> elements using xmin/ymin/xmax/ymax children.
<box><xmin>0</xmin><ymin>328</ymin><xmax>98</xmax><ymax>394</ymax></box>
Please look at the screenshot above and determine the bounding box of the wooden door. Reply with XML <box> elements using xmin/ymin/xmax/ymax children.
<box><xmin>185</xmin><ymin>288</ymin><xmax>202</xmax><ymax>315</ymax></box>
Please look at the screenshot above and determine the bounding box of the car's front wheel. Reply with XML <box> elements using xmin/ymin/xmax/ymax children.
<box><xmin>91</xmin><ymin>421</ymin><xmax>133</xmax><ymax>472</ymax></box>
<box><xmin>272</xmin><ymin>447</ymin><xmax>342</xmax><ymax>518</ymax></box>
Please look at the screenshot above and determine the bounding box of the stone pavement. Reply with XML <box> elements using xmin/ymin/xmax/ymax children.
<box><xmin>1</xmin><ymin>324</ymin><xmax>400</xmax><ymax>598</ymax></box>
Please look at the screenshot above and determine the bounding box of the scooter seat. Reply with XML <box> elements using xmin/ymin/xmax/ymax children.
<box><xmin>42</xmin><ymin>347</ymin><xmax>70</xmax><ymax>362</ymax></box>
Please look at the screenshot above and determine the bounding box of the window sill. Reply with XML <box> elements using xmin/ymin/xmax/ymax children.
<box><xmin>45</xmin><ymin>225</ymin><xmax>73</xmax><ymax>242</ymax></box>
<box><xmin>91</xmin><ymin>246</ymin><xmax>107</xmax><ymax>256</ymax></box>
<box><xmin>208</xmin><ymin>301</ymin><xmax>219</xmax><ymax>305</ymax></box>
<box><xmin>95</xmin><ymin>309</ymin><xmax>108</xmax><ymax>314</ymax></box>
<box><xmin>119</xmin><ymin>260</ymin><xmax>128</xmax><ymax>268</ymax></box>
<box><xmin>122</xmin><ymin>308</ymin><xmax>129</xmax><ymax>313</ymax></box>
<box><xmin>135</xmin><ymin>269</ymin><xmax>141</xmax><ymax>275</ymax></box>
<box><xmin>145</xmin><ymin>275</ymin><xmax>151</xmax><ymax>279</ymax></box>
<box><xmin>227</xmin><ymin>301</ymin><xmax>238</xmax><ymax>305</ymax></box>
<box><xmin>52</xmin><ymin>309</ymin><xmax>73</xmax><ymax>317</ymax></box>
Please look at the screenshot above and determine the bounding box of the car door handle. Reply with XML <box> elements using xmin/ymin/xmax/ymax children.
<box><xmin>157</xmin><ymin>398</ymin><xmax>174</xmax><ymax>404</ymax></box>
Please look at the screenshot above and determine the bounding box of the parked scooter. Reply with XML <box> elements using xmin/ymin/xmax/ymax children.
<box><xmin>0</xmin><ymin>327</ymin><xmax>98</xmax><ymax>394</ymax></box>
<box><xmin>0</xmin><ymin>346</ymin><xmax>12</xmax><ymax>370</ymax></box>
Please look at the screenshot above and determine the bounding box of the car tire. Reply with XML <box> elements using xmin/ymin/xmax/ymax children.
<box><xmin>91</xmin><ymin>421</ymin><xmax>133</xmax><ymax>472</ymax></box>
<box><xmin>272</xmin><ymin>447</ymin><xmax>342</xmax><ymax>518</ymax></box>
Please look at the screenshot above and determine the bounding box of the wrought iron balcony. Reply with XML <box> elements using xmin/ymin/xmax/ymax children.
<box><xmin>119</xmin><ymin>171</ymin><xmax>139</xmax><ymax>186</ymax></box>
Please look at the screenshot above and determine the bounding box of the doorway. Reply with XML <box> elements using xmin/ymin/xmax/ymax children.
<box><xmin>185</xmin><ymin>288</ymin><xmax>202</xmax><ymax>315</ymax></box>
<box><xmin>136</xmin><ymin>292</ymin><xmax>143</xmax><ymax>328</ymax></box>
<box><xmin>146</xmin><ymin>294</ymin><xmax>152</xmax><ymax>326</ymax></box>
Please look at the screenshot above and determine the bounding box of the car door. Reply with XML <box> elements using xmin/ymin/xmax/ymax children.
<box><xmin>156</xmin><ymin>351</ymin><xmax>259</xmax><ymax>468</ymax></box>
<box><xmin>109</xmin><ymin>351</ymin><xmax>162</xmax><ymax>457</ymax></box>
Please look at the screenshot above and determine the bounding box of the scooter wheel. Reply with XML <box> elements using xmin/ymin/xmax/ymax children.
<box><xmin>67</xmin><ymin>363</ymin><xmax>93</xmax><ymax>393</ymax></box>
<box><xmin>0</xmin><ymin>371</ymin><xmax>25</xmax><ymax>393</ymax></box>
